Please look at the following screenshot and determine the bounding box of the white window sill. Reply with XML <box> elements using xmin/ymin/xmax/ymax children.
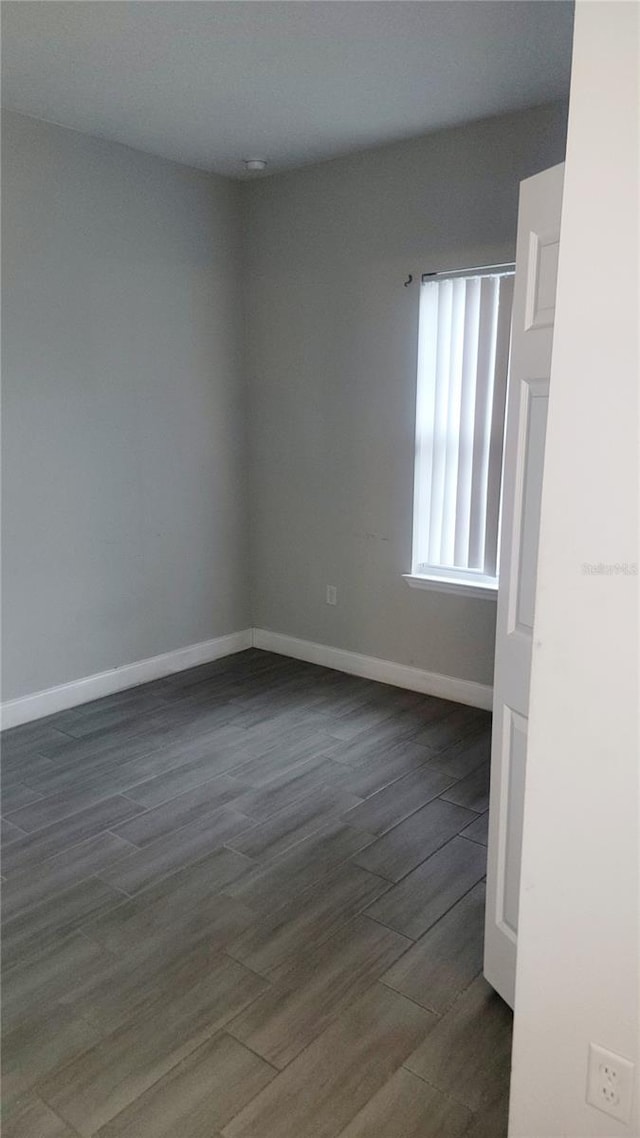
<box><xmin>403</xmin><ymin>573</ymin><xmax>499</xmax><ymax>601</ymax></box>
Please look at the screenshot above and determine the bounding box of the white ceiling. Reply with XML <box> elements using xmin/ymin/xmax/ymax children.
<box><xmin>1</xmin><ymin>1</ymin><xmax>574</xmax><ymax>179</ymax></box>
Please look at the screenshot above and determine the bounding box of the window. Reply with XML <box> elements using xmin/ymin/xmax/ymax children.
<box><xmin>406</xmin><ymin>264</ymin><xmax>515</xmax><ymax>599</ymax></box>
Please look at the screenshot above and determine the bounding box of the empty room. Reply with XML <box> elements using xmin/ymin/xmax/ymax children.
<box><xmin>1</xmin><ymin>2</ymin><xmax>638</xmax><ymax>1137</ymax></box>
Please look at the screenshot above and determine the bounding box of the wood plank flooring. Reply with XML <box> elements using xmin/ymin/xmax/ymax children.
<box><xmin>1</xmin><ymin>649</ymin><xmax>512</xmax><ymax>1137</ymax></box>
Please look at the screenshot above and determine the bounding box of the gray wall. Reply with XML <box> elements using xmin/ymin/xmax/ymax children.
<box><xmin>3</xmin><ymin>103</ymin><xmax>568</xmax><ymax>703</ymax></box>
<box><xmin>2</xmin><ymin>111</ymin><xmax>248</xmax><ymax>700</ymax></box>
<box><xmin>242</xmin><ymin>102</ymin><xmax>568</xmax><ymax>685</ymax></box>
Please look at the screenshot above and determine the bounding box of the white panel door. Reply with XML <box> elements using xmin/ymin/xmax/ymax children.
<box><xmin>484</xmin><ymin>163</ymin><xmax>564</xmax><ymax>1009</ymax></box>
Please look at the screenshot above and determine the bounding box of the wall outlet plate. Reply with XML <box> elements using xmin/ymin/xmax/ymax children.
<box><xmin>325</xmin><ymin>585</ymin><xmax>337</xmax><ymax>605</ymax></box>
<box><xmin>587</xmin><ymin>1042</ymin><xmax>635</xmax><ymax>1124</ymax></box>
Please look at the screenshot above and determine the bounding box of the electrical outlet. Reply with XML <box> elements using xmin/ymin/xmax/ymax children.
<box><xmin>587</xmin><ymin>1043</ymin><xmax>635</xmax><ymax>1124</ymax></box>
<box><xmin>326</xmin><ymin>585</ymin><xmax>337</xmax><ymax>606</ymax></box>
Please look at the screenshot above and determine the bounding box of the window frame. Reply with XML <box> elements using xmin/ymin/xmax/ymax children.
<box><xmin>406</xmin><ymin>262</ymin><xmax>515</xmax><ymax>601</ymax></box>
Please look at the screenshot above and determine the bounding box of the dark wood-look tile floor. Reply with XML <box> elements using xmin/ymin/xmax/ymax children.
<box><xmin>1</xmin><ymin>650</ymin><xmax>512</xmax><ymax>1137</ymax></box>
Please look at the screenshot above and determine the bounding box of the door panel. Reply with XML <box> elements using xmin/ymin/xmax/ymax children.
<box><xmin>484</xmin><ymin>163</ymin><xmax>564</xmax><ymax>1008</ymax></box>
<box><xmin>502</xmin><ymin>710</ymin><xmax>527</xmax><ymax>936</ymax></box>
<box><xmin>514</xmin><ymin>379</ymin><xmax>549</xmax><ymax>632</ymax></box>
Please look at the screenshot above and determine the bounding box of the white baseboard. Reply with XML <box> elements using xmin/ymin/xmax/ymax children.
<box><xmin>1</xmin><ymin>625</ymin><xmax>492</xmax><ymax>730</ymax></box>
<box><xmin>252</xmin><ymin>629</ymin><xmax>493</xmax><ymax>711</ymax></box>
<box><xmin>1</xmin><ymin>630</ymin><xmax>253</xmax><ymax>730</ymax></box>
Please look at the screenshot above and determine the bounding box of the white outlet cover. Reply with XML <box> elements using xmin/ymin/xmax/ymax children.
<box><xmin>587</xmin><ymin>1042</ymin><xmax>635</xmax><ymax>1124</ymax></box>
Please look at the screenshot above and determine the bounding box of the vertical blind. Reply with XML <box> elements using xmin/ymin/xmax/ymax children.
<box><xmin>412</xmin><ymin>269</ymin><xmax>514</xmax><ymax>580</ymax></box>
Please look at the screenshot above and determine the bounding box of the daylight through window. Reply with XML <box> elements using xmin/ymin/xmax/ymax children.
<box><xmin>411</xmin><ymin>265</ymin><xmax>515</xmax><ymax>591</ymax></box>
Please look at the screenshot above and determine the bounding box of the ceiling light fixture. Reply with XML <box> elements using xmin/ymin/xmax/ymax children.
<box><xmin>243</xmin><ymin>158</ymin><xmax>267</xmax><ymax>173</ymax></box>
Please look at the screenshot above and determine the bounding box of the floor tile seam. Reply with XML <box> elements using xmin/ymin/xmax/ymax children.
<box><xmin>1</xmin><ymin>838</ymin><xmax>140</xmax><ymax>920</ymax></box>
<box><xmin>221</xmin><ymin>976</ymin><xmax>410</xmax><ymax>1081</ymax></box>
<box><xmin>352</xmin><ymin>818</ymin><xmax>484</xmax><ymax>889</ymax></box>
<box><xmin>456</xmin><ymin>834</ymin><xmax>488</xmax><ymax>851</ymax></box>
<box><xmin>363</xmin><ymin>873</ymin><xmax>487</xmax><ymax>942</ymax></box>
<box><xmin>1</xmin><ymin>788</ymin><xmax>46</xmax><ymax>814</ymax></box>
<box><xmin>379</xmin><ymin>963</ymin><xmax>484</xmax><ymax>1018</ymax></box>
<box><xmin>2</xmin><ymin>788</ymin><xmax>139</xmax><ymax>832</ymax></box>
<box><xmin>459</xmin><ymin>832</ymin><xmax>488</xmax><ymax>848</ymax></box>
<box><xmin>344</xmin><ymin>778</ymin><xmax>475</xmax><ymax>839</ymax></box>
<box><xmin>397</xmin><ymin>1063</ymin><xmax>479</xmax><ymax>1118</ymax></box>
<box><xmin>223</xmin><ymin>900</ymin><xmax>407</xmax><ymax>987</ymax></box>
<box><xmin>116</xmin><ymin>774</ymin><xmax>238</xmax><ymax>812</ymax></box>
<box><xmin>322</xmin><ymin>740</ymin><xmax>435</xmax><ymax>770</ymax></box>
<box><xmin>216</xmin><ymin>846</ymin><xmax>386</xmax><ymax>916</ymax></box>
<box><xmin>1</xmin><ymin>817</ymin><xmax>29</xmax><ymax>838</ymax></box>
<box><xmin>2</xmin><ymin>825</ymin><xmax>145</xmax><ymax>882</ymax></box>
<box><xmin>105</xmin><ymin>804</ymin><xmax>254</xmax><ymax>857</ymax></box>
<box><xmin>214</xmin><ymin>980</ymin><xmax>451</xmax><ymax>1132</ymax></box>
<box><xmin>222</xmin><ymin>804</ymin><xmax>367</xmax><ymax>863</ymax></box>
<box><xmin>426</xmin><ymin>753</ymin><xmax>491</xmax><ymax>780</ymax></box>
<box><xmin>33</xmin><ymin>720</ymin><xmax>253</xmax><ymax>779</ymax></box>
<box><xmin>3</xmin><ymin>874</ymin><xmax>133</xmax><ymax>941</ymax></box>
<box><xmin>93</xmin><ymin>840</ymin><xmax>258</xmax><ymax>900</ymax></box>
<box><xmin>231</xmin><ymin>780</ymin><xmax>366</xmax><ymax>825</ymax></box>
<box><xmin>33</xmin><ymin>1013</ymin><xmax>233</xmax><ymax>1131</ymax></box>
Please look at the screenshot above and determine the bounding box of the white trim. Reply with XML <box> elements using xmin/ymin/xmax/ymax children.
<box><xmin>1</xmin><ymin>625</ymin><xmax>494</xmax><ymax>729</ymax></box>
<box><xmin>1</xmin><ymin>630</ymin><xmax>253</xmax><ymax>730</ymax></box>
<box><xmin>403</xmin><ymin>573</ymin><xmax>498</xmax><ymax>601</ymax></box>
<box><xmin>253</xmin><ymin>628</ymin><xmax>493</xmax><ymax>710</ymax></box>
